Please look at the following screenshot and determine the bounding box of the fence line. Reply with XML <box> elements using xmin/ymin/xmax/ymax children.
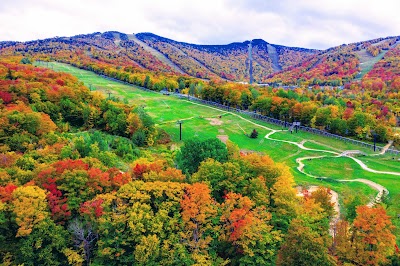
<box><xmin>173</xmin><ymin>94</ymin><xmax>399</xmax><ymax>155</ymax></box>
<box><xmin>92</xmin><ymin>73</ymin><xmax>399</xmax><ymax>155</ymax></box>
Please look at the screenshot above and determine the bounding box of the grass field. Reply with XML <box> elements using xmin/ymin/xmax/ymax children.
<box><xmin>273</xmin><ymin>130</ymin><xmax>386</xmax><ymax>155</ymax></box>
<box><xmin>304</xmin><ymin>156</ymin><xmax>400</xmax><ymax>195</ymax></box>
<box><xmin>354</xmin><ymin>154</ymin><xmax>400</xmax><ymax>172</ymax></box>
<box><xmin>39</xmin><ymin>61</ymin><xmax>400</xmax><ymax>200</ymax></box>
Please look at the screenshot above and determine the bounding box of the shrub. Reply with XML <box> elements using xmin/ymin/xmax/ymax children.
<box><xmin>250</xmin><ymin>129</ymin><xmax>258</xmax><ymax>139</ymax></box>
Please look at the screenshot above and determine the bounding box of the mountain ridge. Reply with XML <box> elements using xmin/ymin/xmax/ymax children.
<box><xmin>1</xmin><ymin>30</ymin><xmax>399</xmax><ymax>84</ymax></box>
<box><xmin>135</xmin><ymin>32</ymin><xmax>318</xmax><ymax>52</ymax></box>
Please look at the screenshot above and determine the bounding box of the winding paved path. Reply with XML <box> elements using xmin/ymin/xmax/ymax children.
<box><xmin>183</xmin><ymin>99</ymin><xmax>398</xmax><ymax>210</ymax></box>
<box><xmin>340</xmin><ymin>179</ymin><xmax>388</xmax><ymax>207</ymax></box>
<box><xmin>378</xmin><ymin>140</ymin><xmax>393</xmax><ymax>155</ymax></box>
<box><xmin>263</xmin><ymin>130</ymin><xmax>396</xmax><ymax>206</ymax></box>
<box><xmin>344</xmin><ymin>155</ymin><xmax>400</xmax><ymax>176</ymax></box>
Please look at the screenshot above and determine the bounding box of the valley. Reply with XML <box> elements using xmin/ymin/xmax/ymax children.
<box><xmin>45</xmin><ymin>61</ymin><xmax>400</xmax><ymax>202</ymax></box>
<box><xmin>1</xmin><ymin>27</ymin><xmax>400</xmax><ymax>264</ymax></box>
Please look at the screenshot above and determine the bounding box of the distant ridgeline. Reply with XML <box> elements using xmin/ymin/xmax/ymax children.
<box><xmin>0</xmin><ymin>31</ymin><xmax>318</xmax><ymax>82</ymax></box>
<box><xmin>1</xmin><ymin>31</ymin><xmax>399</xmax><ymax>86</ymax></box>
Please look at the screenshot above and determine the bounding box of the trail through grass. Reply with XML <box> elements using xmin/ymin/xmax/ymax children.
<box><xmin>42</xmin><ymin>61</ymin><xmax>400</xmax><ymax>199</ymax></box>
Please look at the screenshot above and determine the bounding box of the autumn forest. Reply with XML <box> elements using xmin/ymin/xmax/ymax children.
<box><xmin>0</xmin><ymin>31</ymin><xmax>399</xmax><ymax>265</ymax></box>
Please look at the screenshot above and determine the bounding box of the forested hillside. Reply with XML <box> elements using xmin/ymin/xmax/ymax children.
<box><xmin>135</xmin><ymin>33</ymin><xmax>316</xmax><ymax>82</ymax></box>
<box><xmin>2</xmin><ymin>31</ymin><xmax>399</xmax><ymax>87</ymax></box>
<box><xmin>2</xmin><ymin>32</ymin><xmax>398</xmax><ymax>147</ymax></box>
<box><xmin>267</xmin><ymin>36</ymin><xmax>400</xmax><ymax>86</ymax></box>
<box><xmin>0</xmin><ymin>31</ymin><xmax>317</xmax><ymax>82</ymax></box>
<box><xmin>0</xmin><ymin>56</ymin><xmax>397</xmax><ymax>265</ymax></box>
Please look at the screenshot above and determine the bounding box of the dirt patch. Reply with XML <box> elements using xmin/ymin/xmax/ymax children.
<box><xmin>239</xmin><ymin>149</ymin><xmax>264</xmax><ymax>155</ymax></box>
<box><xmin>206</xmin><ymin>118</ymin><xmax>223</xmax><ymax>126</ymax></box>
<box><xmin>170</xmin><ymin>144</ymin><xmax>179</xmax><ymax>151</ymax></box>
<box><xmin>217</xmin><ymin>135</ymin><xmax>229</xmax><ymax>144</ymax></box>
<box><xmin>218</xmin><ymin>129</ymin><xmax>225</xmax><ymax>133</ymax></box>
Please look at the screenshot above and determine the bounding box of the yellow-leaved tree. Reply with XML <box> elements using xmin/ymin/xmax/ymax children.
<box><xmin>12</xmin><ymin>185</ymin><xmax>49</xmax><ymax>237</ymax></box>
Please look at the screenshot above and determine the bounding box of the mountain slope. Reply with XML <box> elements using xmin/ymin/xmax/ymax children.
<box><xmin>266</xmin><ymin>44</ymin><xmax>282</xmax><ymax>72</ymax></box>
<box><xmin>136</xmin><ymin>33</ymin><xmax>317</xmax><ymax>81</ymax></box>
<box><xmin>127</xmin><ymin>34</ymin><xmax>185</xmax><ymax>74</ymax></box>
<box><xmin>0</xmin><ymin>31</ymin><xmax>318</xmax><ymax>82</ymax></box>
<box><xmin>1</xmin><ymin>31</ymin><xmax>399</xmax><ymax>85</ymax></box>
<box><xmin>266</xmin><ymin>36</ymin><xmax>400</xmax><ymax>86</ymax></box>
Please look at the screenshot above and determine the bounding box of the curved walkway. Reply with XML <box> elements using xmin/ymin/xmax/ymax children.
<box><xmin>264</xmin><ymin>130</ymin><xmax>394</xmax><ymax>206</ymax></box>
<box><xmin>344</xmin><ymin>155</ymin><xmax>400</xmax><ymax>176</ymax></box>
<box><xmin>184</xmin><ymin>98</ymin><xmax>397</xmax><ymax>207</ymax></box>
<box><xmin>378</xmin><ymin>140</ymin><xmax>394</xmax><ymax>155</ymax></box>
<box><xmin>340</xmin><ymin>179</ymin><xmax>387</xmax><ymax>207</ymax></box>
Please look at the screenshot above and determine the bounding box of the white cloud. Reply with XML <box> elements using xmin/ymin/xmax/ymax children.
<box><xmin>0</xmin><ymin>0</ymin><xmax>399</xmax><ymax>49</ymax></box>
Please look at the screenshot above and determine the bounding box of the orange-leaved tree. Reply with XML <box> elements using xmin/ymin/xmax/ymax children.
<box><xmin>180</xmin><ymin>183</ymin><xmax>217</xmax><ymax>253</ymax></box>
<box><xmin>334</xmin><ymin>205</ymin><xmax>396</xmax><ymax>265</ymax></box>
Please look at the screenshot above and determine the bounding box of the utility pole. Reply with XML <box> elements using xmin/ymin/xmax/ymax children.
<box><xmin>177</xmin><ymin>120</ymin><xmax>183</xmax><ymax>140</ymax></box>
<box><xmin>106</xmin><ymin>90</ymin><xmax>112</xmax><ymax>99</ymax></box>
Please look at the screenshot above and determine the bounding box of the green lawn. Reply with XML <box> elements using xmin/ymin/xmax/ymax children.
<box><xmin>353</xmin><ymin>154</ymin><xmax>400</xmax><ymax>172</ymax></box>
<box><xmin>40</xmin><ymin>61</ymin><xmax>400</xmax><ymax>201</ymax></box>
<box><xmin>273</xmin><ymin>130</ymin><xmax>380</xmax><ymax>155</ymax></box>
<box><xmin>303</xmin><ymin>156</ymin><xmax>400</xmax><ymax>195</ymax></box>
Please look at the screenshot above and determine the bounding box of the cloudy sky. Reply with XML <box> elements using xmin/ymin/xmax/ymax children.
<box><xmin>1</xmin><ymin>0</ymin><xmax>399</xmax><ymax>49</ymax></box>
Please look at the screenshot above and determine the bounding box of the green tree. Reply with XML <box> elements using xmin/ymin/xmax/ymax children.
<box><xmin>347</xmin><ymin>112</ymin><xmax>375</xmax><ymax>138</ymax></box>
<box><xmin>313</xmin><ymin>107</ymin><xmax>332</xmax><ymax>129</ymax></box>
<box><xmin>20</xmin><ymin>57</ymin><xmax>32</xmax><ymax>65</ymax></box>
<box><xmin>189</xmin><ymin>83</ymin><xmax>196</xmax><ymax>96</ymax></box>
<box><xmin>143</xmin><ymin>75</ymin><xmax>151</xmax><ymax>89</ymax></box>
<box><xmin>176</xmin><ymin>138</ymin><xmax>228</xmax><ymax>175</ymax></box>
<box><xmin>277</xmin><ymin>215</ymin><xmax>336</xmax><ymax>265</ymax></box>
<box><xmin>240</xmin><ymin>92</ymin><xmax>253</xmax><ymax>109</ymax></box>
<box><xmin>195</xmin><ymin>82</ymin><xmax>203</xmax><ymax>96</ymax></box>
<box><xmin>0</xmin><ymin>200</ymin><xmax>19</xmax><ymax>260</ymax></box>
<box><xmin>17</xmin><ymin>219</ymin><xmax>69</xmax><ymax>266</ymax></box>
<box><xmin>179</xmin><ymin>80</ymin><xmax>186</xmax><ymax>91</ymax></box>
<box><xmin>329</xmin><ymin>118</ymin><xmax>347</xmax><ymax>135</ymax></box>
<box><xmin>192</xmin><ymin>159</ymin><xmax>244</xmax><ymax>201</ymax></box>
<box><xmin>94</xmin><ymin>181</ymin><xmax>190</xmax><ymax>265</ymax></box>
<box><xmin>374</xmin><ymin>124</ymin><xmax>388</xmax><ymax>142</ymax></box>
